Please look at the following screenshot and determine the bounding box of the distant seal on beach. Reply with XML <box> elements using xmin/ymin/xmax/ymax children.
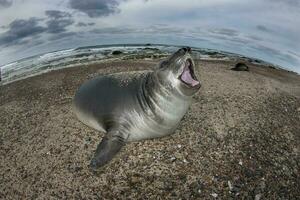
<box><xmin>231</xmin><ymin>62</ymin><xmax>249</xmax><ymax>71</ymax></box>
<box><xmin>73</xmin><ymin>47</ymin><xmax>201</xmax><ymax>170</ymax></box>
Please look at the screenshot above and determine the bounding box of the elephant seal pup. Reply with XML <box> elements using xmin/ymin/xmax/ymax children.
<box><xmin>73</xmin><ymin>47</ymin><xmax>201</xmax><ymax>170</ymax></box>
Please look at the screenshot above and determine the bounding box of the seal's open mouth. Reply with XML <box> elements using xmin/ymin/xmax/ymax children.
<box><xmin>179</xmin><ymin>59</ymin><xmax>200</xmax><ymax>87</ymax></box>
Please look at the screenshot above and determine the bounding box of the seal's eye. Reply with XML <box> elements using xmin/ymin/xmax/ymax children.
<box><xmin>159</xmin><ymin>60</ymin><xmax>168</xmax><ymax>69</ymax></box>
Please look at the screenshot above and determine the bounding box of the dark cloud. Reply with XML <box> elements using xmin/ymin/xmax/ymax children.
<box><xmin>0</xmin><ymin>10</ymin><xmax>75</xmax><ymax>46</ymax></box>
<box><xmin>46</xmin><ymin>10</ymin><xmax>71</xmax><ymax>19</ymax></box>
<box><xmin>90</xmin><ymin>25</ymin><xmax>183</xmax><ymax>35</ymax></box>
<box><xmin>48</xmin><ymin>32</ymin><xmax>77</xmax><ymax>41</ymax></box>
<box><xmin>256</xmin><ymin>25</ymin><xmax>273</xmax><ymax>33</ymax></box>
<box><xmin>0</xmin><ymin>18</ymin><xmax>46</xmax><ymax>46</ymax></box>
<box><xmin>69</xmin><ymin>0</ymin><xmax>121</xmax><ymax>18</ymax></box>
<box><xmin>143</xmin><ymin>25</ymin><xmax>183</xmax><ymax>34</ymax></box>
<box><xmin>247</xmin><ymin>35</ymin><xmax>263</xmax><ymax>41</ymax></box>
<box><xmin>210</xmin><ymin>34</ymin><xmax>249</xmax><ymax>45</ymax></box>
<box><xmin>251</xmin><ymin>44</ymin><xmax>298</xmax><ymax>64</ymax></box>
<box><xmin>204</xmin><ymin>28</ymin><xmax>251</xmax><ymax>45</ymax></box>
<box><xmin>209</xmin><ymin>28</ymin><xmax>239</xmax><ymax>36</ymax></box>
<box><xmin>45</xmin><ymin>10</ymin><xmax>74</xmax><ymax>33</ymax></box>
<box><xmin>252</xmin><ymin>45</ymin><xmax>279</xmax><ymax>55</ymax></box>
<box><xmin>0</xmin><ymin>0</ymin><xmax>12</xmax><ymax>8</ymax></box>
<box><xmin>266</xmin><ymin>0</ymin><xmax>300</xmax><ymax>7</ymax></box>
<box><xmin>76</xmin><ymin>22</ymin><xmax>95</xmax><ymax>27</ymax></box>
<box><xmin>30</xmin><ymin>39</ymin><xmax>45</xmax><ymax>46</ymax></box>
<box><xmin>287</xmin><ymin>50</ymin><xmax>300</xmax><ymax>58</ymax></box>
<box><xmin>90</xmin><ymin>27</ymin><xmax>135</xmax><ymax>34</ymax></box>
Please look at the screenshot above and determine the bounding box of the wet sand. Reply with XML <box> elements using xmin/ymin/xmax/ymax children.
<box><xmin>0</xmin><ymin>59</ymin><xmax>299</xmax><ymax>199</ymax></box>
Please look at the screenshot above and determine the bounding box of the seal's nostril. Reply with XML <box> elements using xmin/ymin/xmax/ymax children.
<box><xmin>182</xmin><ymin>47</ymin><xmax>191</xmax><ymax>53</ymax></box>
<box><xmin>182</xmin><ymin>47</ymin><xmax>188</xmax><ymax>52</ymax></box>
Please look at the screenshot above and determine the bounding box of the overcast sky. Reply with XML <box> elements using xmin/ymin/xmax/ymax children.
<box><xmin>0</xmin><ymin>0</ymin><xmax>299</xmax><ymax>72</ymax></box>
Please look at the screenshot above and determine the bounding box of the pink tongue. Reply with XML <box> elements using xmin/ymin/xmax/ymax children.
<box><xmin>181</xmin><ymin>67</ymin><xmax>199</xmax><ymax>86</ymax></box>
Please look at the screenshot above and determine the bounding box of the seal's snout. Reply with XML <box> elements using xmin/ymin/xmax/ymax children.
<box><xmin>181</xmin><ymin>47</ymin><xmax>192</xmax><ymax>53</ymax></box>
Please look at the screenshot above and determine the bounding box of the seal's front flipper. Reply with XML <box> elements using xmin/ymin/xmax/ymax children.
<box><xmin>90</xmin><ymin>130</ymin><xmax>126</xmax><ymax>170</ymax></box>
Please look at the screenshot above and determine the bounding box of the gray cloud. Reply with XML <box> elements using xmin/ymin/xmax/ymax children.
<box><xmin>247</xmin><ymin>35</ymin><xmax>263</xmax><ymax>41</ymax></box>
<box><xmin>69</xmin><ymin>0</ymin><xmax>121</xmax><ymax>18</ymax></box>
<box><xmin>204</xmin><ymin>28</ymin><xmax>252</xmax><ymax>45</ymax></box>
<box><xmin>0</xmin><ymin>18</ymin><xmax>46</xmax><ymax>46</ymax></box>
<box><xmin>90</xmin><ymin>25</ymin><xmax>183</xmax><ymax>35</ymax></box>
<box><xmin>209</xmin><ymin>28</ymin><xmax>239</xmax><ymax>36</ymax></box>
<box><xmin>253</xmin><ymin>45</ymin><xmax>280</xmax><ymax>55</ymax></box>
<box><xmin>48</xmin><ymin>32</ymin><xmax>77</xmax><ymax>41</ymax></box>
<box><xmin>90</xmin><ymin>27</ymin><xmax>136</xmax><ymax>34</ymax></box>
<box><xmin>0</xmin><ymin>10</ymin><xmax>75</xmax><ymax>46</ymax></box>
<box><xmin>46</xmin><ymin>10</ymin><xmax>71</xmax><ymax>19</ymax></box>
<box><xmin>143</xmin><ymin>25</ymin><xmax>183</xmax><ymax>34</ymax></box>
<box><xmin>76</xmin><ymin>22</ymin><xmax>95</xmax><ymax>27</ymax></box>
<box><xmin>266</xmin><ymin>0</ymin><xmax>300</xmax><ymax>7</ymax></box>
<box><xmin>251</xmin><ymin>44</ymin><xmax>298</xmax><ymax>64</ymax></box>
<box><xmin>209</xmin><ymin>34</ymin><xmax>248</xmax><ymax>45</ymax></box>
<box><xmin>0</xmin><ymin>0</ymin><xmax>12</xmax><ymax>8</ymax></box>
<box><xmin>256</xmin><ymin>25</ymin><xmax>273</xmax><ymax>33</ymax></box>
<box><xmin>45</xmin><ymin>10</ymin><xmax>74</xmax><ymax>33</ymax></box>
<box><xmin>287</xmin><ymin>50</ymin><xmax>300</xmax><ymax>58</ymax></box>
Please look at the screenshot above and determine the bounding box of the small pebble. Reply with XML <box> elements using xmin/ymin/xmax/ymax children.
<box><xmin>228</xmin><ymin>181</ymin><xmax>233</xmax><ymax>191</ymax></box>
<box><xmin>211</xmin><ymin>193</ymin><xmax>218</xmax><ymax>198</ymax></box>
<box><xmin>255</xmin><ymin>194</ymin><xmax>262</xmax><ymax>200</ymax></box>
<box><xmin>238</xmin><ymin>160</ymin><xmax>243</xmax><ymax>165</ymax></box>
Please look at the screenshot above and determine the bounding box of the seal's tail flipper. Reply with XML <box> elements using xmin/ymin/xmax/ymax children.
<box><xmin>90</xmin><ymin>130</ymin><xmax>126</xmax><ymax>170</ymax></box>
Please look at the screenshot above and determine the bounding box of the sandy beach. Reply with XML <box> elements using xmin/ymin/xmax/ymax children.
<box><xmin>0</xmin><ymin>59</ymin><xmax>299</xmax><ymax>199</ymax></box>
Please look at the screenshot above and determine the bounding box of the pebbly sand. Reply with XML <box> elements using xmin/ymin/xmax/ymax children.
<box><xmin>0</xmin><ymin>59</ymin><xmax>299</xmax><ymax>199</ymax></box>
